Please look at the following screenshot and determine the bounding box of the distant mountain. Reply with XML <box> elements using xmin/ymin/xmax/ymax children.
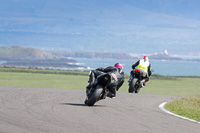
<box><xmin>0</xmin><ymin>45</ymin><xmax>56</xmax><ymax>60</ymax></box>
<box><xmin>50</xmin><ymin>50</ymin><xmax>183</xmax><ymax>61</ymax></box>
<box><xmin>148</xmin><ymin>53</ymin><xmax>182</xmax><ymax>61</ymax></box>
<box><xmin>51</xmin><ymin>51</ymin><xmax>135</xmax><ymax>59</ymax></box>
<box><xmin>0</xmin><ymin>45</ymin><xmax>183</xmax><ymax>61</ymax></box>
<box><xmin>0</xmin><ymin>46</ymin><xmax>198</xmax><ymax>69</ymax></box>
<box><xmin>0</xmin><ymin>46</ymin><xmax>87</xmax><ymax>69</ymax></box>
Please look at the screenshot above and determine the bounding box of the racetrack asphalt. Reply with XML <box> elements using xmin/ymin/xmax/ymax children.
<box><xmin>0</xmin><ymin>86</ymin><xmax>200</xmax><ymax>133</ymax></box>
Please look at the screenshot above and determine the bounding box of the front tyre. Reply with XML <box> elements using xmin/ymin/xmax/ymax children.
<box><xmin>86</xmin><ymin>85</ymin><xmax>103</xmax><ymax>106</ymax></box>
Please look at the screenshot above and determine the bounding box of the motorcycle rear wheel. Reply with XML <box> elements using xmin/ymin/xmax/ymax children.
<box><xmin>86</xmin><ymin>85</ymin><xmax>103</xmax><ymax>106</ymax></box>
<box><xmin>129</xmin><ymin>78</ymin><xmax>138</xmax><ymax>93</ymax></box>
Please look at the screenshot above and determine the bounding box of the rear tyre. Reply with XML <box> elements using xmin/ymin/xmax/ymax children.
<box><xmin>128</xmin><ymin>78</ymin><xmax>138</xmax><ymax>93</ymax></box>
<box><xmin>87</xmin><ymin>85</ymin><xmax>103</xmax><ymax>106</ymax></box>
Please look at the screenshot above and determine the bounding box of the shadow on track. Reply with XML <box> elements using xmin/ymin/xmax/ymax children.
<box><xmin>61</xmin><ymin>103</ymin><xmax>106</xmax><ymax>107</ymax></box>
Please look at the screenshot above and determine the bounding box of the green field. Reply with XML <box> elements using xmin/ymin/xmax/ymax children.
<box><xmin>0</xmin><ymin>68</ymin><xmax>200</xmax><ymax>96</ymax></box>
<box><xmin>0</xmin><ymin>67</ymin><xmax>200</xmax><ymax>121</ymax></box>
<box><xmin>0</xmin><ymin>67</ymin><xmax>200</xmax><ymax>96</ymax></box>
<box><xmin>0</xmin><ymin>71</ymin><xmax>89</xmax><ymax>90</ymax></box>
<box><xmin>166</xmin><ymin>96</ymin><xmax>200</xmax><ymax>121</ymax></box>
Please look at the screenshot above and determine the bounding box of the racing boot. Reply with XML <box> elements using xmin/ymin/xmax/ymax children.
<box><xmin>107</xmin><ymin>92</ymin><xmax>115</xmax><ymax>98</ymax></box>
<box><xmin>107</xmin><ymin>89</ymin><xmax>116</xmax><ymax>99</ymax></box>
<box><xmin>140</xmin><ymin>79</ymin><xmax>146</xmax><ymax>87</ymax></box>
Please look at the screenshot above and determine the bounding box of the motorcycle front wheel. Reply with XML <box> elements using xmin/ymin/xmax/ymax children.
<box><xmin>86</xmin><ymin>85</ymin><xmax>103</xmax><ymax>106</ymax></box>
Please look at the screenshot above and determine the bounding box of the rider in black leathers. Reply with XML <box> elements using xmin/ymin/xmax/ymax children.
<box><xmin>86</xmin><ymin>63</ymin><xmax>124</xmax><ymax>98</ymax></box>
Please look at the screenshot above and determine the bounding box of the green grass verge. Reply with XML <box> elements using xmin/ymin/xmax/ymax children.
<box><xmin>138</xmin><ymin>77</ymin><xmax>200</xmax><ymax>96</ymax></box>
<box><xmin>0</xmin><ymin>71</ymin><xmax>89</xmax><ymax>90</ymax></box>
<box><xmin>0</xmin><ymin>67</ymin><xmax>89</xmax><ymax>76</ymax></box>
<box><xmin>165</xmin><ymin>96</ymin><xmax>200</xmax><ymax>121</ymax></box>
<box><xmin>0</xmin><ymin>67</ymin><xmax>200</xmax><ymax>96</ymax></box>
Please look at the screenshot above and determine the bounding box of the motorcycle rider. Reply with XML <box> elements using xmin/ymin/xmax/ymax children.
<box><xmin>130</xmin><ymin>56</ymin><xmax>152</xmax><ymax>86</ymax></box>
<box><xmin>86</xmin><ymin>63</ymin><xmax>124</xmax><ymax>98</ymax></box>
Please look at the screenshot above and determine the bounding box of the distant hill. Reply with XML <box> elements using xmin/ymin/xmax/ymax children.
<box><xmin>0</xmin><ymin>46</ymin><xmax>87</xmax><ymax>69</ymax></box>
<box><xmin>0</xmin><ymin>46</ymin><xmax>185</xmax><ymax>61</ymax></box>
<box><xmin>50</xmin><ymin>50</ymin><xmax>183</xmax><ymax>61</ymax></box>
<box><xmin>1</xmin><ymin>46</ymin><xmax>199</xmax><ymax>70</ymax></box>
<box><xmin>0</xmin><ymin>45</ymin><xmax>56</xmax><ymax>60</ymax></box>
<box><xmin>148</xmin><ymin>53</ymin><xmax>182</xmax><ymax>61</ymax></box>
<box><xmin>51</xmin><ymin>51</ymin><xmax>136</xmax><ymax>59</ymax></box>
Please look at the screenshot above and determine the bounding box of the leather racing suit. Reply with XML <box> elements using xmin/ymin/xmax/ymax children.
<box><xmin>86</xmin><ymin>66</ymin><xmax>124</xmax><ymax>98</ymax></box>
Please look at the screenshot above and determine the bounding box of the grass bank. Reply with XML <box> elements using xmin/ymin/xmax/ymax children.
<box><xmin>0</xmin><ymin>67</ymin><xmax>200</xmax><ymax>96</ymax></box>
<box><xmin>165</xmin><ymin>96</ymin><xmax>200</xmax><ymax>121</ymax></box>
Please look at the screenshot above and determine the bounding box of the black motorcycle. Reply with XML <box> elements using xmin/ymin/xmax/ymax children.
<box><xmin>85</xmin><ymin>73</ymin><xmax>116</xmax><ymax>106</ymax></box>
<box><xmin>128</xmin><ymin>69</ymin><xmax>146</xmax><ymax>93</ymax></box>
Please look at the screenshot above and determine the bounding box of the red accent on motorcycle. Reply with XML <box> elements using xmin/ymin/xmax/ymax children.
<box><xmin>136</xmin><ymin>69</ymin><xmax>140</xmax><ymax>72</ymax></box>
<box><xmin>111</xmin><ymin>73</ymin><xmax>118</xmax><ymax>81</ymax></box>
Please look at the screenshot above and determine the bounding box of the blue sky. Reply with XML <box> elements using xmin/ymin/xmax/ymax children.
<box><xmin>0</xmin><ymin>0</ymin><xmax>200</xmax><ymax>56</ymax></box>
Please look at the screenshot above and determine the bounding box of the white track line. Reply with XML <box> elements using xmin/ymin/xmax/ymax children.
<box><xmin>159</xmin><ymin>102</ymin><xmax>200</xmax><ymax>124</ymax></box>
